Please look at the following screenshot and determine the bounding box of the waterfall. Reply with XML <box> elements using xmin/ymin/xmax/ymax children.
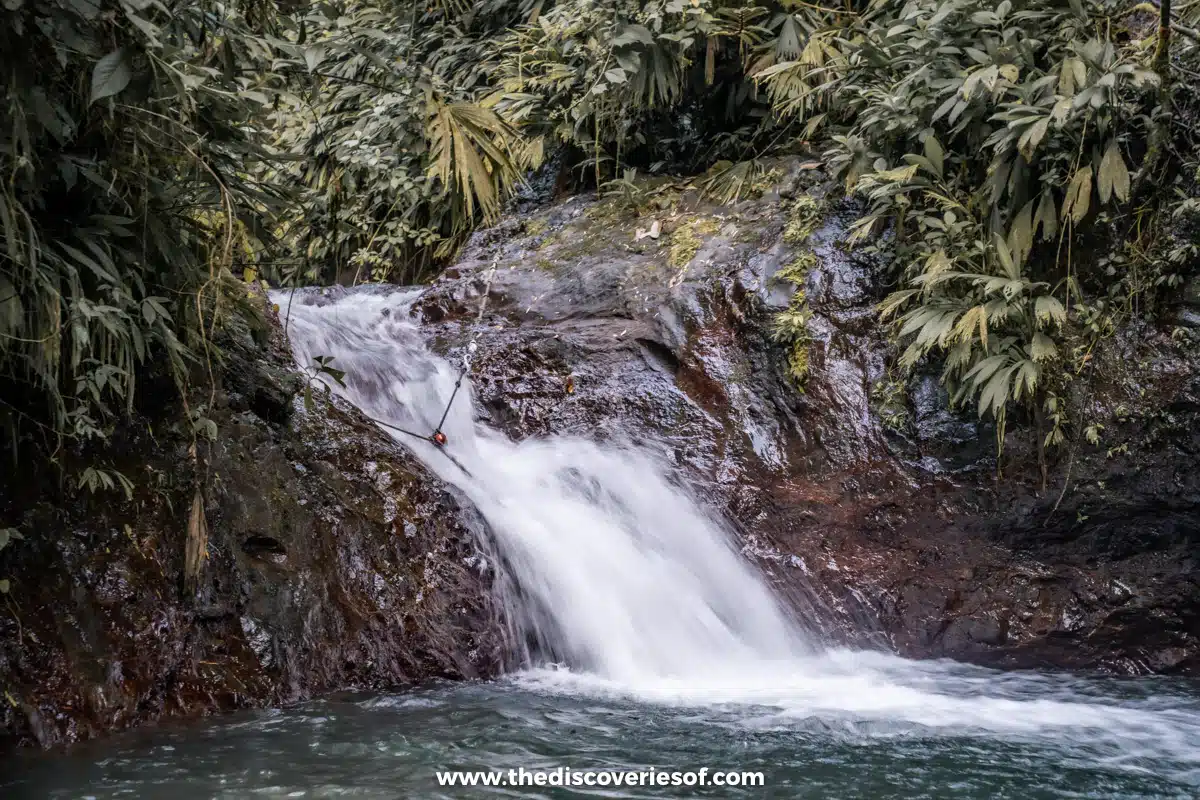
<box><xmin>276</xmin><ymin>286</ymin><xmax>1200</xmax><ymax>771</ymax></box>
<box><xmin>278</xmin><ymin>286</ymin><xmax>812</xmax><ymax>682</ymax></box>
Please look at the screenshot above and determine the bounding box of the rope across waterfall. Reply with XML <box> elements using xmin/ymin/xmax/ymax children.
<box><xmin>366</xmin><ymin>257</ymin><xmax>499</xmax><ymax>474</ymax></box>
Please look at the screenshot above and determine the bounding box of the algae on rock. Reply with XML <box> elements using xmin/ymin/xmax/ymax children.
<box><xmin>668</xmin><ymin>217</ymin><xmax>721</xmax><ymax>269</ymax></box>
<box><xmin>771</xmin><ymin>255</ymin><xmax>816</xmax><ymax>389</ymax></box>
<box><xmin>772</xmin><ymin>195</ymin><xmax>825</xmax><ymax>391</ymax></box>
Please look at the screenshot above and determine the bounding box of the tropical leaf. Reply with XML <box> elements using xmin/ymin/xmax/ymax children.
<box><xmin>1007</xmin><ymin>200</ymin><xmax>1034</xmax><ymax>268</ymax></box>
<box><xmin>1033</xmin><ymin>189</ymin><xmax>1059</xmax><ymax>242</ymax></box>
<box><xmin>698</xmin><ymin>159</ymin><xmax>771</xmax><ymax>205</ymax></box>
<box><xmin>1098</xmin><ymin>139</ymin><xmax>1130</xmax><ymax>204</ymax></box>
<box><xmin>1034</xmin><ymin>295</ymin><xmax>1067</xmax><ymax>327</ymax></box>
<box><xmin>90</xmin><ymin>49</ymin><xmax>132</xmax><ymax>104</ymax></box>
<box><xmin>426</xmin><ymin>99</ymin><xmax>524</xmax><ymax>223</ymax></box>
<box><xmin>993</xmin><ymin>233</ymin><xmax>1020</xmax><ymax>281</ymax></box>
<box><xmin>952</xmin><ymin>305</ymin><xmax>989</xmax><ymax>349</ymax></box>
<box><xmin>1063</xmin><ymin>164</ymin><xmax>1093</xmax><ymax>224</ymax></box>
<box><xmin>1030</xmin><ymin>332</ymin><xmax>1058</xmax><ymax>362</ymax></box>
<box><xmin>923</xmin><ymin>135</ymin><xmax>944</xmax><ymax>178</ymax></box>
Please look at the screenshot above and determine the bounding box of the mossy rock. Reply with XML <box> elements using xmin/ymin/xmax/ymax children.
<box><xmin>784</xmin><ymin>195</ymin><xmax>823</xmax><ymax>245</ymax></box>
<box><xmin>668</xmin><ymin>216</ymin><xmax>722</xmax><ymax>268</ymax></box>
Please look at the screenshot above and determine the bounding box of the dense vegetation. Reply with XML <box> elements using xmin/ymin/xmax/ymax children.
<box><xmin>2</xmin><ymin>0</ymin><xmax>1199</xmax><ymax>501</ymax></box>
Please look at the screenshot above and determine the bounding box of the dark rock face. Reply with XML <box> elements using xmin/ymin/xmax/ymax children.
<box><xmin>0</xmin><ymin>304</ymin><xmax>503</xmax><ymax>749</ymax></box>
<box><xmin>413</xmin><ymin>162</ymin><xmax>1200</xmax><ymax>675</ymax></box>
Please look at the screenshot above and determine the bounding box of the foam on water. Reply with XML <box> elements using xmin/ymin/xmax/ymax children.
<box><xmin>278</xmin><ymin>286</ymin><xmax>1200</xmax><ymax>782</ymax></box>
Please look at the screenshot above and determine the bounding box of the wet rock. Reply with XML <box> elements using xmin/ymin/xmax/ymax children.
<box><xmin>0</xmin><ymin>300</ymin><xmax>504</xmax><ymax>750</ymax></box>
<box><xmin>412</xmin><ymin>162</ymin><xmax>1200</xmax><ymax>677</ymax></box>
<box><xmin>1170</xmin><ymin>275</ymin><xmax>1200</xmax><ymax>328</ymax></box>
<box><xmin>907</xmin><ymin>375</ymin><xmax>988</xmax><ymax>473</ymax></box>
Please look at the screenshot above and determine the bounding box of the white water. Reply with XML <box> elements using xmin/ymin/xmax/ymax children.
<box><xmin>279</xmin><ymin>286</ymin><xmax>1200</xmax><ymax>782</ymax></box>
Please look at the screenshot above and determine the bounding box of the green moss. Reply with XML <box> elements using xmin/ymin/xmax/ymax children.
<box><xmin>771</xmin><ymin>252</ymin><xmax>815</xmax><ymax>391</ymax></box>
<box><xmin>595</xmin><ymin>172</ymin><xmax>685</xmax><ymax>220</ymax></box>
<box><xmin>538</xmin><ymin>222</ymin><xmax>613</xmax><ymax>262</ymax></box>
<box><xmin>751</xmin><ymin>168</ymin><xmax>783</xmax><ymax>197</ymax></box>
<box><xmin>783</xmin><ymin>195</ymin><xmax>823</xmax><ymax>245</ymax></box>
<box><xmin>770</xmin><ymin>193</ymin><xmax>824</xmax><ymax>392</ymax></box>
<box><xmin>668</xmin><ymin>216</ymin><xmax>721</xmax><ymax>268</ymax></box>
<box><xmin>535</xmin><ymin>258</ymin><xmax>556</xmax><ymax>271</ymax></box>
<box><xmin>525</xmin><ymin>218</ymin><xmax>548</xmax><ymax>238</ymax></box>
<box><xmin>870</xmin><ymin>378</ymin><xmax>911</xmax><ymax>434</ymax></box>
<box><xmin>777</xmin><ymin>251</ymin><xmax>818</xmax><ymax>285</ymax></box>
<box><xmin>786</xmin><ymin>341</ymin><xmax>811</xmax><ymax>385</ymax></box>
<box><xmin>585</xmin><ymin>195</ymin><xmax>629</xmax><ymax>224</ymax></box>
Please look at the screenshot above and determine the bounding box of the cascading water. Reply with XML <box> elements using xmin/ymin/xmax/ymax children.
<box><xmin>275</xmin><ymin>285</ymin><xmax>1200</xmax><ymax>783</ymax></box>
<box><xmin>280</xmin><ymin>285</ymin><xmax>811</xmax><ymax>681</ymax></box>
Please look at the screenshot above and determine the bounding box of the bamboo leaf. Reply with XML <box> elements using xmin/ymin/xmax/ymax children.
<box><xmin>303</xmin><ymin>46</ymin><xmax>324</xmax><ymax>72</ymax></box>
<box><xmin>1098</xmin><ymin>140</ymin><xmax>1117</xmax><ymax>204</ymax></box>
<box><xmin>1071</xmin><ymin>56</ymin><xmax>1087</xmax><ymax>89</ymax></box>
<box><xmin>1100</xmin><ymin>139</ymin><xmax>1130</xmax><ymax>203</ymax></box>
<box><xmin>1018</xmin><ymin>117</ymin><xmax>1049</xmax><ymax>158</ymax></box>
<box><xmin>923</xmin><ymin>135</ymin><xmax>944</xmax><ymax>178</ymax></box>
<box><xmin>979</xmin><ymin>364</ymin><xmax>1019</xmax><ymax>419</ymax></box>
<box><xmin>1034</xmin><ymin>189</ymin><xmax>1058</xmax><ymax>242</ymax></box>
<box><xmin>993</xmin><ymin>233</ymin><xmax>1019</xmax><ymax>281</ymax></box>
<box><xmin>1051</xmin><ymin>96</ymin><xmax>1072</xmax><ymax>126</ymax></box>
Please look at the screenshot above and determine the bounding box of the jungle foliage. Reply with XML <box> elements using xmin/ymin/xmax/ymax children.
<box><xmin>1</xmin><ymin>0</ymin><xmax>290</xmax><ymax>470</ymax></box>
<box><xmin>2</xmin><ymin>0</ymin><xmax>1199</xmax><ymax>480</ymax></box>
<box><xmin>755</xmin><ymin>0</ymin><xmax>1200</xmax><ymax>467</ymax></box>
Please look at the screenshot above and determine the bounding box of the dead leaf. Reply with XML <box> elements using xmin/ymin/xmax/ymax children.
<box><xmin>184</xmin><ymin>489</ymin><xmax>209</xmax><ymax>593</ymax></box>
<box><xmin>1063</xmin><ymin>164</ymin><xmax>1093</xmax><ymax>224</ymax></box>
<box><xmin>1099</xmin><ymin>139</ymin><xmax>1129</xmax><ymax>204</ymax></box>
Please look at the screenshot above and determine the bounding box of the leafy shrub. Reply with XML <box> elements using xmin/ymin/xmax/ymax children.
<box><xmin>758</xmin><ymin>0</ymin><xmax>1199</xmax><ymax>457</ymax></box>
<box><xmin>1</xmin><ymin>0</ymin><xmax>285</xmax><ymax>463</ymax></box>
<box><xmin>5</xmin><ymin>0</ymin><xmax>1198</xmax><ymax>479</ymax></box>
<box><xmin>266</xmin><ymin>3</ymin><xmax>538</xmax><ymax>285</ymax></box>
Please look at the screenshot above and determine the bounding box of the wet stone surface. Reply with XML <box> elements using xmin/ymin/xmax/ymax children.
<box><xmin>413</xmin><ymin>161</ymin><xmax>1200</xmax><ymax>676</ymax></box>
<box><xmin>0</xmin><ymin>303</ymin><xmax>504</xmax><ymax>749</ymax></box>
